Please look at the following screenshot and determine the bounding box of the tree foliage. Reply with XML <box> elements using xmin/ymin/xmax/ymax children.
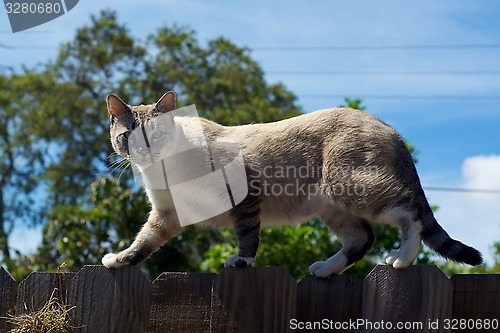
<box><xmin>1</xmin><ymin>10</ymin><xmax>303</xmax><ymax>280</ymax></box>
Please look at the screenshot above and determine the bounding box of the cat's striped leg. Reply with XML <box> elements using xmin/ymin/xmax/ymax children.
<box><xmin>225</xmin><ymin>191</ymin><xmax>261</xmax><ymax>268</ymax></box>
<box><xmin>310</xmin><ymin>209</ymin><xmax>374</xmax><ymax>277</ymax></box>
<box><xmin>102</xmin><ymin>209</ymin><xmax>181</xmax><ymax>268</ymax></box>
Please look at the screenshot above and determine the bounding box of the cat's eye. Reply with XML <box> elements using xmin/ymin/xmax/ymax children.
<box><xmin>151</xmin><ymin>130</ymin><xmax>163</xmax><ymax>140</ymax></box>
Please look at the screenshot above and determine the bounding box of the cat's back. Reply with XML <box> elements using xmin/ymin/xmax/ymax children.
<box><xmin>206</xmin><ymin>108</ymin><xmax>400</xmax><ymax>172</ymax></box>
<box><xmin>226</xmin><ymin>107</ymin><xmax>396</xmax><ymax>143</ymax></box>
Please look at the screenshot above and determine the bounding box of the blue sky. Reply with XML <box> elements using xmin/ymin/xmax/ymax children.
<box><xmin>2</xmin><ymin>0</ymin><xmax>500</xmax><ymax>264</ymax></box>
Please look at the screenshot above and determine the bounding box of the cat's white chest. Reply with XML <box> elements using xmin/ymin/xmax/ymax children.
<box><xmin>145</xmin><ymin>188</ymin><xmax>175</xmax><ymax>211</ymax></box>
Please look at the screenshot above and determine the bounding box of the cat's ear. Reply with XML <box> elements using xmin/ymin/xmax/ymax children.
<box><xmin>155</xmin><ymin>91</ymin><xmax>176</xmax><ymax>113</ymax></box>
<box><xmin>107</xmin><ymin>94</ymin><xmax>135</xmax><ymax>128</ymax></box>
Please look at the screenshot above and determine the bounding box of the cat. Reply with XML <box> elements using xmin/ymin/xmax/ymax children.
<box><xmin>101</xmin><ymin>91</ymin><xmax>482</xmax><ymax>277</ymax></box>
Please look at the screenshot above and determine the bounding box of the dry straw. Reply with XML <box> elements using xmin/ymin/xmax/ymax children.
<box><xmin>1</xmin><ymin>263</ymin><xmax>78</xmax><ymax>333</ymax></box>
<box><xmin>4</xmin><ymin>289</ymin><xmax>76</xmax><ymax>333</ymax></box>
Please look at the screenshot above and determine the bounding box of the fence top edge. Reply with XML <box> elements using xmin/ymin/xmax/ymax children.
<box><xmin>0</xmin><ymin>265</ymin><xmax>17</xmax><ymax>284</ymax></box>
<box><xmin>17</xmin><ymin>271</ymin><xmax>72</xmax><ymax>286</ymax></box>
<box><xmin>451</xmin><ymin>273</ymin><xmax>500</xmax><ymax>281</ymax></box>
<box><xmin>298</xmin><ymin>272</ymin><xmax>364</xmax><ymax>285</ymax></box>
<box><xmin>219</xmin><ymin>266</ymin><xmax>292</xmax><ymax>275</ymax></box>
<box><xmin>2</xmin><ymin>264</ymin><xmax>499</xmax><ymax>284</ymax></box>
<box><xmin>68</xmin><ymin>265</ymin><xmax>151</xmax><ymax>283</ymax></box>
<box><xmin>152</xmin><ymin>271</ymin><xmax>218</xmax><ymax>283</ymax></box>
<box><xmin>364</xmin><ymin>264</ymin><xmax>497</xmax><ymax>281</ymax></box>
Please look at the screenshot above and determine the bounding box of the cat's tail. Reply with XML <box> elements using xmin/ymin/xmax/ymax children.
<box><xmin>421</xmin><ymin>213</ymin><xmax>483</xmax><ymax>266</ymax></box>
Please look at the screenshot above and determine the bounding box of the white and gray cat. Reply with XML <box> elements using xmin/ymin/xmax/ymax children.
<box><xmin>102</xmin><ymin>91</ymin><xmax>482</xmax><ymax>277</ymax></box>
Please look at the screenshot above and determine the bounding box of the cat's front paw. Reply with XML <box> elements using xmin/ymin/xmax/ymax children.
<box><xmin>224</xmin><ymin>255</ymin><xmax>255</xmax><ymax>268</ymax></box>
<box><xmin>102</xmin><ymin>253</ymin><xmax>128</xmax><ymax>269</ymax></box>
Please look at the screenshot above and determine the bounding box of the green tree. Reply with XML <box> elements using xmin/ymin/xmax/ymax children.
<box><xmin>3</xmin><ymin>10</ymin><xmax>303</xmax><ymax>280</ymax></box>
<box><xmin>491</xmin><ymin>241</ymin><xmax>500</xmax><ymax>273</ymax></box>
<box><xmin>0</xmin><ymin>71</ymin><xmax>71</xmax><ymax>272</ymax></box>
<box><xmin>339</xmin><ymin>97</ymin><xmax>366</xmax><ymax>111</ymax></box>
<box><xmin>45</xmin><ymin>10</ymin><xmax>148</xmax><ymax>205</ymax></box>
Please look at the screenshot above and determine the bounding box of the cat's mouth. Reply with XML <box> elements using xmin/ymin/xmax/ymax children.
<box><xmin>128</xmin><ymin>151</ymin><xmax>165</xmax><ymax>167</ymax></box>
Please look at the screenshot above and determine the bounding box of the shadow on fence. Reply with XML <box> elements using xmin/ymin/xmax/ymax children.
<box><xmin>0</xmin><ymin>265</ymin><xmax>499</xmax><ymax>332</ymax></box>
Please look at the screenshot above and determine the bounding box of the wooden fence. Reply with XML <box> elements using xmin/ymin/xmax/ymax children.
<box><xmin>0</xmin><ymin>265</ymin><xmax>499</xmax><ymax>333</ymax></box>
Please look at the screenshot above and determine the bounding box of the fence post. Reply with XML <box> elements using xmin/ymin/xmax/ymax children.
<box><xmin>15</xmin><ymin>271</ymin><xmax>76</xmax><ymax>315</ymax></box>
<box><xmin>68</xmin><ymin>265</ymin><xmax>150</xmax><ymax>333</ymax></box>
<box><xmin>362</xmin><ymin>265</ymin><xmax>452</xmax><ymax>333</ymax></box>
<box><xmin>452</xmin><ymin>274</ymin><xmax>500</xmax><ymax>332</ymax></box>
<box><xmin>148</xmin><ymin>272</ymin><xmax>216</xmax><ymax>333</ymax></box>
<box><xmin>296</xmin><ymin>274</ymin><xmax>363</xmax><ymax>331</ymax></box>
<box><xmin>0</xmin><ymin>266</ymin><xmax>17</xmax><ymax>332</ymax></box>
<box><xmin>211</xmin><ymin>267</ymin><xmax>297</xmax><ymax>333</ymax></box>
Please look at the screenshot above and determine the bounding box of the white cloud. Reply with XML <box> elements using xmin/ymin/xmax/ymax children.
<box><xmin>463</xmin><ymin>155</ymin><xmax>500</xmax><ymax>190</ymax></box>
<box><xmin>429</xmin><ymin>155</ymin><xmax>500</xmax><ymax>266</ymax></box>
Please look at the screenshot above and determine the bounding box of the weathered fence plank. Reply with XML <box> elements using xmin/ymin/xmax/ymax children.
<box><xmin>1</xmin><ymin>264</ymin><xmax>500</xmax><ymax>333</ymax></box>
<box><xmin>362</xmin><ymin>265</ymin><xmax>453</xmax><ymax>333</ymax></box>
<box><xmin>148</xmin><ymin>272</ymin><xmax>216</xmax><ymax>333</ymax></box>
<box><xmin>452</xmin><ymin>274</ymin><xmax>500</xmax><ymax>332</ymax></box>
<box><xmin>296</xmin><ymin>274</ymin><xmax>363</xmax><ymax>332</ymax></box>
<box><xmin>68</xmin><ymin>265</ymin><xmax>150</xmax><ymax>333</ymax></box>
<box><xmin>0</xmin><ymin>266</ymin><xmax>17</xmax><ymax>332</ymax></box>
<box><xmin>15</xmin><ymin>271</ymin><xmax>76</xmax><ymax>315</ymax></box>
<box><xmin>211</xmin><ymin>267</ymin><xmax>297</xmax><ymax>333</ymax></box>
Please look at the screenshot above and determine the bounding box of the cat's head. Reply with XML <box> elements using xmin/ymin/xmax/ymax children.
<box><xmin>106</xmin><ymin>91</ymin><xmax>177</xmax><ymax>167</ymax></box>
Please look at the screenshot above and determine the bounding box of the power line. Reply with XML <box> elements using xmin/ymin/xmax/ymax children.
<box><xmin>253</xmin><ymin>44</ymin><xmax>500</xmax><ymax>51</ymax></box>
<box><xmin>298</xmin><ymin>94</ymin><xmax>500</xmax><ymax>100</ymax></box>
<box><xmin>3</xmin><ymin>43</ymin><xmax>500</xmax><ymax>51</ymax></box>
<box><xmin>424</xmin><ymin>187</ymin><xmax>500</xmax><ymax>194</ymax></box>
<box><xmin>0</xmin><ymin>43</ymin><xmax>54</xmax><ymax>50</ymax></box>
<box><xmin>0</xmin><ymin>42</ymin><xmax>15</xmax><ymax>49</ymax></box>
<box><xmin>267</xmin><ymin>70</ymin><xmax>500</xmax><ymax>76</ymax></box>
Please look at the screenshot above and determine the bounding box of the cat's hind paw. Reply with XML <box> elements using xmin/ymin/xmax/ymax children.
<box><xmin>385</xmin><ymin>250</ymin><xmax>412</xmax><ymax>269</ymax></box>
<box><xmin>385</xmin><ymin>250</ymin><xmax>399</xmax><ymax>265</ymax></box>
<box><xmin>309</xmin><ymin>255</ymin><xmax>347</xmax><ymax>278</ymax></box>
<box><xmin>102</xmin><ymin>253</ymin><xmax>128</xmax><ymax>269</ymax></box>
<box><xmin>309</xmin><ymin>261</ymin><xmax>328</xmax><ymax>277</ymax></box>
<box><xmin>309</xmin><ymin>260</ymin><xmax>339</xmax><ymax>278</ymax></box>
<box><xmin>224</xmin><ymin>255</ymin><xmax>255</xmax><ymax>268</ymax></box>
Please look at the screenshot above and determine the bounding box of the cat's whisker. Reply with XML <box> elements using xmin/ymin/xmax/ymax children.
<box><xmin>103</xmin><ymin>159</ymin><xmax>121</xmax><ymax>169</ymax></box>
<box><xmin>105</xmin><ymin>152</ymin><xmax>120</xmax><ymax>163</ymax></box>
<box><xmin>96</xmin><ymin>161</ymin><xmax>122</xmax><ymax>177</ymax></box>
<box><xmin>100</xmin><ymin>152</ymin><xmax>123</xmax><ymax>164</ymax></box>
<box><xmin>106</xmin><ymin>152</ymin><xmax>119</xmax><ymax>159</ymax></box>
<box><xmin>117</xmin><ymin>162</ymin><xmax>131</xmax><ymax>181</ymax></box>
<box><xmin>107</xmin><ymin>159</ymin><xmax>125</xmax><ymax>169</ymax></box>
<box><xmin>98</xmin><ymin>158</ymin><xmax>131</xmax><ymax>179</ymax></box>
